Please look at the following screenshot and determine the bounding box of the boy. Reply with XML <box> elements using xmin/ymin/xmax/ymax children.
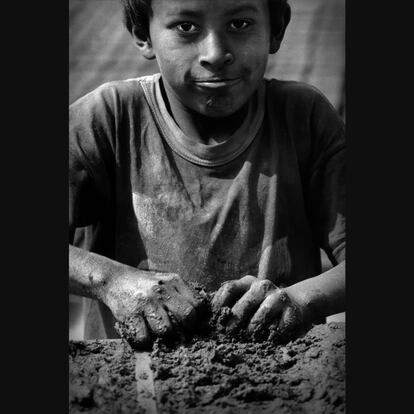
<box><xmin>69</xmin><ymin>0</ymin><xmax>345</xmax><ymax>348</ymax></box>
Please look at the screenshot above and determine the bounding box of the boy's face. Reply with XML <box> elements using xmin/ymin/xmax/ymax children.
<box><xmin>146</xmin><ymin>0</ymin><xmax>274</xmax><ymax>118</ymax></box>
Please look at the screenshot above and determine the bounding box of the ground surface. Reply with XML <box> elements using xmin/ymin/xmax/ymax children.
<box><xmin>69</xmin><ymin>323</ymin><xmax>345</xmax><ymax>414</ymax></box>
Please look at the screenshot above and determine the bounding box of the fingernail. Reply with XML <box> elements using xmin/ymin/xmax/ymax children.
<box><xmin>247</xmin><ymin>322</ymin><xmax>257</xmax><ymax>332</ymax></box>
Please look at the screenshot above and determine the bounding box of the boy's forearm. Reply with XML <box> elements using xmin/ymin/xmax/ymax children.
<box><xmin>69</xmin><ymin>245</ymin><xmax>208</xmax><ymax>346</ymax></box>
<box><xmin>286</xmin><ymin>261</ymin><xmax>345</xmax><ymax>320</ymax></box>
<box><xmin>69</xmin><ymin>245</ymin><xmax>136</xmax><ymax>303</ymax></box>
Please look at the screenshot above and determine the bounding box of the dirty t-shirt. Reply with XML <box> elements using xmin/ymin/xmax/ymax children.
<box><xmin>69</xmin><ymin>74</ymin><xmax>345</xmax><ymax>339</ymax></box>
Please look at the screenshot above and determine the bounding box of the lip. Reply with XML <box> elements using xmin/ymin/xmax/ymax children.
<box><xmin>193</xmin><ymin>77</ymin><xmax>241</xmax><ymax>89</ymax></box>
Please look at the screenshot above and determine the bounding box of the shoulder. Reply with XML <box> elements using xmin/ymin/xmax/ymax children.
<box><xmin>69</xmin><ymin>74</ymin><xmax>159</xmax><ymax>119</ymax></box>
<box><xmin>265</xmin><ymin>78</ymin><xmax>335</xmax><ymax>112</ymax></box>
<box><xmin>69</xmin><ymin>74</ymin><xmax>160</xmax><ymax>150</ymax></box>
<box><xmin>265</xmin><ymin>78</ymin><xmax>343</xmax><ymax>133</ymax></box>
<box><xmin>69</xmin><ymin>74</ymin><xmax>161</xmax><ymax>170</ymax></box>
<box><xmin>264</xmin><ymin>79</ymin><xmax>344</xmax><ymax>170</ymax></box>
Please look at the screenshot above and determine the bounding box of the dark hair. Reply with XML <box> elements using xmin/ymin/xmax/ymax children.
<box><xmin>121</xmin><ymin>0</ymin><xmax>152</xmax><ymax>39</ymax></box>
<box><xmin>121</xmin><ymin>0</ymin><xmax>290</xmax><ymax>40</ymax></box>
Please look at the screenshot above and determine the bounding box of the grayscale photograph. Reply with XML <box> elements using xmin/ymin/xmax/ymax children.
<box><xmin>69</xmin><ymin>0</ymin><xmax>345</xmax><ymax>412</ymax></box>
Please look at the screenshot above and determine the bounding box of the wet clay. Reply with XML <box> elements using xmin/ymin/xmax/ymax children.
<box><xmin>69</xmin><ymin>340</ymin><xmax>140</xmax><ymax>414</ymax></box>
<box><xmin>151</xmin><ymin>322</ymin><xmax>345</xmax><ymax>414</ymax></box>
<box><xmin>69</xmin><ymin>323</ymin><xmax>344</xmax><ymax>413</ymax></box>
<box><xmin>70</xmin><ymin>288</ymin><xmax>344</xmax><ymax>414</ymax></box>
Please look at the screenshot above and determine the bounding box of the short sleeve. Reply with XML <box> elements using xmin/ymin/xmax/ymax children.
<box><xmin>306</xmin><ymin>90</ymin><xmax>345</xmax><ymax>266</ymax></box>
<box><xmin>69</xmin><ymin>86</ymin><xmax>116</xmax><ymax>241</ymax></box>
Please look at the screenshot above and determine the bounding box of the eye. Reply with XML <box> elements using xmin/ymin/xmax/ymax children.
<box><xmin>176</xmin><ymin>22</ymin><xmax>199</xmax><ymax>33</ymax></box>
<box><xmin>229</xmin><ymin>19</ymin><xmax>251</xmax><ymax>31</ymax></box>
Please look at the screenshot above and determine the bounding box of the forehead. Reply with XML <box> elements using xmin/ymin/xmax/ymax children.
<box><xmin>150</xmin><ymin>0</ymin><xmax>269</xmax><ymax>18</ymax></box>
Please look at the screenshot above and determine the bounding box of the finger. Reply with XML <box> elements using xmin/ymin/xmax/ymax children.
<box><xmin>211</xmin><ymin>275</ymin><xmax>256</xmax><ymax>310</ymax></box>
<box><xmin>247</xmin><ymin>288</ymin><xmax>289</xmax><ymax>332</ymax></box>
<box><xmin>142</xmin><ymin>300</ymin><xmax>174</xmax><ymax>338</ymax></box>
<box><xmin>227</xmin><ymin>279</ymin><xmax>276</xmax><ymax>331</ymax></box>
<box><xmin>116</xmin><ymin>314</ymin><xmax>152</xmax><ymax>351</ymax></box>
<box><xmin>273</xmin><ymin>305</ymin><xmax>301</xmax><ymax>337</ymax></box>
<box><xmin>173</xmin><ymin>276</ymin><xmax>209</xmax><ymax>311</ymax></box>
<box><xmin>162</xmin><ymin>294</ymin><xmax>198</xmax><ymax>331</ymax></box>
<box><xmin>132</xmin><ymin>315</ymin><xmax>152</xmax><ymax>350</ymax></box>
<box><xmin>153</xmin><ymin>274</ymin><xmax>199</xmax><ymax>331</ymax></box>
<box><xmin>154</xmin><ymin>273</ymin><xmax>203</xmax><ymax>309</ymax></box>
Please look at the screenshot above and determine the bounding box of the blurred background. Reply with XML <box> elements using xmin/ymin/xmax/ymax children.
<box><xmin>69</xmin><ymin>0</ymin><xmax>345</xmax><ymax>339</ymax></box>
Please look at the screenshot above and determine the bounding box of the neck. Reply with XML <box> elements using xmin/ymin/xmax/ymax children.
<box><xmin>160</xmin><ymin>80</ymin><xmax>248</xmax><ymax>145</ymax></box>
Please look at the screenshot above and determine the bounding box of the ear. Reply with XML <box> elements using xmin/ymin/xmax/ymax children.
<box><xmin>132</xmin><ymin>25</ymin><xmax>156</xmax><ymax>60</ymax></box>
<box><xmin>269</xmin><ymin>4</ymin><xmax>291</xmax><ymax>54</ymax></box>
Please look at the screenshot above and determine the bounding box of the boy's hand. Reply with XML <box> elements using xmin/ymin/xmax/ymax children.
<box><xmin>211</xmin><ymin>275</ymin><xmax>313</xmax><ymax>342</ymax></box>
<box><xmin>104</xmin><ymin>271</ymin><xmax>207</xmax><ymax>349</ymax></box>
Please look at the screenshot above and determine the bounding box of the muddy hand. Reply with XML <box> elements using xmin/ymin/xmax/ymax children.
<box><xmin>212</xmin><ymin>275</ymin><xmax>307</xmax><ymax>341</ymax></box>
<box><xmin>105</xmin><ymin>271</ymin><xmax>206</xmax><ymax>349</ymax></box>
<box><xmin>247</xmin><ymin>286</ymin><xmax>308</xmax><ymax>343</ymax></box>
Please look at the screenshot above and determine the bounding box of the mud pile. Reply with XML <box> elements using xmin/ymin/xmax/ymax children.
<box><xmin>152</xmin><ymin>322</ymin><xmax>345</xmax><ymax>414</ymax></box>
<box><xmin>69</xmin><ymin>323</ymin><xmax>344</xmax><ymax>414</ymax></box>
<box><xmin>69</xmin><ymin>283</ymin><xmax>344</xmax><ymax>414</ymax></box>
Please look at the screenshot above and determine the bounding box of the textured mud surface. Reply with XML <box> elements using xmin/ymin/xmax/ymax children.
<box><xmin>69</xmin><ymin>340</ymin><xmax>140</xmax><ymax>414</ymax></box>
<box><xmin>152</xmin><ymin>322</ymin><xmax>345</xmax><ymax>414</ymax></box>
<box><xmin>69</xmin><ymin>317</ymin><xmax>345</xmax><ymax>414</ymax></box>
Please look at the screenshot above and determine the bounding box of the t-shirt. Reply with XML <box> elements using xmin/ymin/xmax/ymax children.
<box><xmin>69</xmin><ymin>74</ymin><xmax>345</xmax><ymax>339</ymax></box>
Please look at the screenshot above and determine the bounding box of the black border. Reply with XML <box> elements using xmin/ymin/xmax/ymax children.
<box><xmin>2</xmin><ymin>0</ymin><xmax>410</xmax><ymax>411</ymax></box>
<box><xmin>2</xmin><ymin>1</ymin><xmax>68</xmax><ymax>411</ymax></box>
<box><xmin>347</xmin><ymin>0</ymin><xmax>410</xmax><ymax>412</ymax></box>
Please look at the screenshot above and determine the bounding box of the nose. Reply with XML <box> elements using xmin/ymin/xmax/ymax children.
<box><xmin>198</xmin><ymin>32</ymin><xmax>234</xmax><ymax>71</ymax></box>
